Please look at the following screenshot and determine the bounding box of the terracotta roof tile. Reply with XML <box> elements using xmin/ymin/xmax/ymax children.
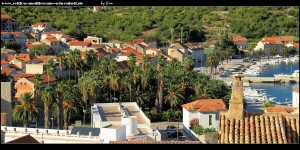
<box><xmin>182</xmin><ymin>99</ymin><xmax>226</xmax><ymax>112</ymax></box>
<box><xmin>1</xmin><ymin>14</ymin><xmax>12</xmax><ymax>19</ymax></box>
<box><xmin>12</xmin><ymin>73</ymin><xmax>35</xmax><ymax>81</ymax></box>
<box><xmin>6</xmin><ymin>135</ymin><xmax>40</xmax><ymax>144</ymax></box>
<box><xmin>45</xmin><ymin>35</ymin><xmax>59</xmax><ymax>42</ymax></box>
<box><xmin>292</xmin><ymin>43</ymin><xmax>299</xmax><ymax>47</ymax></box>
<box><xmin>26</xmin><ymin>74</ymin><xmax>56</xmax><ymax>84</ymax></box>
<box><xmin>1</xmin><ymin>60</ymin><xmax>9</xmax><ymax>64</ymax></box>
<box><xmin>119</xmin><ymin>51</ymin><xmax>144</xmax><ymax>57</ymax></box>
<box><xmin>133</xmin><ymin>38</ymin><xmax>144</xmax><ymax>44</ymax></box>
<box><xmin>233</xmin><ymin>37</ymin><xmax>247</xmax><ymax>42</ymax></box>
<box><xmin>32</xmin><ymin>22</ymin><xmax>47</xmax><ymax>27</ymax></box>
<box><xmin>219</xmin><ymin>114</ymin><xmax>299</xmax><ymax>144</ymax></box>
<box><xmin>1</xmin><ymin>67</ymin><xmax>15</xmax><ymax>75</ymax></box>
<box><xmin>69</xmin><ymin>41</ymin><xmax>91</xmax><ymax>46</ymax></box>
<box><xmin>265</xmin><ymin>107</ymin><xmax>296</xmax><ymax>114</ymax></box>
<box><xmin>122</xmin><ymin>47</ymin><xmax>135</xmax><ymax>51</ymax></box>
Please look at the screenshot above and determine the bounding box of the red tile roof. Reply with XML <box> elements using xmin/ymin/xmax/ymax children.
<box><xmin>27</xmin><ymin>74</ymin><xmax>57</xmax><ymax>84</ymax></box>
<box><xmin>292</xmin><ymin>43</ymin><xmax>299</xmax><ymax>47</ymax></box>
<box><xmin>265</xmin><ymin>107</ymin><xmax>296</xmax><ymax>114</ymax></box>
<box><xmin>119</xmin><ymin>51</ymin><xmax>144</xmax><ymax>57</ymax></box>
<box><xmin>133</xmin><ymin>38</ymin><xmax>144</xmax><ymax>44</ymax></box>
<box><xmin>32</xmin><ymin>22</ymin><xmax>47</xmax><ymax>27</ymax></box>
<box><xmin>6</xmin><ymin>54</ymin><xmax>15</xmax><ymax>62</ymax></box>
<box><xmin>294</xmin><ymin>89</ymin><xmax>299</xmax><ymax>93</ymax></box>
<box><xmin>26</xmin><ymin>44</ymin><xmax>34</xmax><ymax>50</ymax></box>
<box><xmin>122</xmin><ymin>46</ymin><xmax>135</xmax><ymax>51</ymax></box>
<box><xmin>233</xmin><ymin>37</ymin><xmax>247</xmax><ymax>42</ymax></box>
<box><xmin>12</xmin><ymin>73</ymin><xmax>35</xmax><ymax>81</ymax></box>
<box><xmin>263</xmin><ymin>36</ymin><xmax>293</xmax><ymax>43</ymax></box>
<box><xmin>1</xmin><ymin>67</ymin><xmax>15</xmax><ymax>75</ymax></box>
<box><xmin>6</xmin><ymin>135</ymin><xmax>40</xmax><ymax>144</ymax></box>
<box><xmin>1</xmin><ymin>60</ymin><xmax>9</xmax><ymax>64</ymax></box>
<box><xmin>1</xmin><ymin>14</ymin><xmax>12</xmax><ymax>19</ymax></box>
<box><xmin>182</xmin><ymin>99</ymin><xmax>227</xmax><ymax>112</ymax></box>
<box><xmin>124</xmin><ymin>42</ymin><xmax>134</xmax><ymax>46</ymax></box>
<box><xmin>45</xmin><ymin>35</ymin><xmax>59</xmax><ymax>42</ymax></box>
<box><xmin>219</xmin><ymin>114</ymin><xmax>299</xmax><ymax>144</ymax></box>
<box><xmin>16</xmin><ymin>54</ymin><xmax>39</xmax><ymax>62</ymax></box>
<box><xmin>116</xmin><ymin>61</ymin><xmax>129</xmax><ymax>71</ymax></box>
<box><xmin>69</xmin><ymin>41</ymin><xmax>91</xmax><ymax>46</ymax></box>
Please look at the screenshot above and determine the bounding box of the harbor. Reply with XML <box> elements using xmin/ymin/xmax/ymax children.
<box><xmin>209</xmin><ymin>55</ymin><xmax>299</xmax><ymax>110</ymax></box>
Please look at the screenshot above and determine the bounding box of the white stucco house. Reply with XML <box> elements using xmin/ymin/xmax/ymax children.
<box><xmin>182</xmin><ymin>99</ymin><xmax>227</xmax><ymax>133</ymax></box>
<box><xmin>293</xmin><ymin>89</ymin><xmax>299</xmax><ymax>108</ymax></box>
<box><xmin>187</xmin><ymin>44</ymin><xmax>205</xmax><ymax>62</ymax></box>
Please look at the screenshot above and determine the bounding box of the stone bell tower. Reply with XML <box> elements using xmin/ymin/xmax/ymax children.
<box><xmin>227</xmin><ymin>75</ymin><xmax>245</xmax><ymax>119</ymax></box>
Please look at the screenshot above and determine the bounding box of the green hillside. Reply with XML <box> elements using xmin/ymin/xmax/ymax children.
<box><xmin>2</xmin><ymin>6</ymin><xmax>299</xmax><ymax>47</ymax></box>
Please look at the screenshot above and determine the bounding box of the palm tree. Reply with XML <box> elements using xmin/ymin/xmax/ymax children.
<box><xmin>270</xmin><ymin>48</ymin><xmax>276</xmax><ymax>57</ymax></box>
<box><xmin>42</xmin><ymin>86</ymin><xmax>54</xmax><ymax>129</ymax></box>
<box><xmin>280</xmin><ymin>46</ymin><xmax>288</xmax><ymax>57</ymax></box>
<box><xmin>66</xmin><ymin>52</ymin><xmax>73</xmax><ymax>80</ymax></box>
<box><xmin>58</xmin><ymin>53</ymin><xmax>66</xmax><ymax>79</ymax></box>
<box><xmin>141</xmin><ymin>55</ymin><xmax>150</xmax><ymax>90</ymax></box>
<box><xmin>132</xmin><ymin>85</ymin><xmax>147</xmax><ymax>107</ymax></box>
<box><xmin>63</xmin><ymin>93</ymin><xmax>78</xmax><ymax>130</ymax></box>
<box><xmin>206</xmin><ymin>52</ymin><xmax>220</xmax><ymax>75</ymax></box>
<box><xmin>156</xmin><ymin>55</ymin><xmax>165</xmax><ymax>114</ymax></box>
<box><xmin>85</xmin><ymin>49</ymin><xmax>96</xmax><ymax>66</ymax></box>
<box><xmin>12</xmin><ymin>92</ymin><xmax>39</xmax><ymax>128</ymax></box>
<box><xmin>56</xmin><ymin>80</ymin><xmax>67</xmax><ymax>129</ymax></box>
<box><xmin>68</xmin><ymin>49</ymin><xmax>81</xmax><ymax>81</ymax></box>
<box><xmin>33</xmin><ymin>73</ymin><xmax>42</xmax><ymax>104</ymax></box>
<box><xmin>164</xmin><ymin>84</ymin><xmax>184</xmax><ymax>109</ymax></box>
<box><xmin>110</xmin><ymin>73</ymin><xmax>120</xmax><ymax>102</ymax></box>
<box><xmin>45</xmin><ymin>59</ymin><xmax>56</xmax><ymax>86</ymax></box>
<box><xmin>108</xmin><ymin>58</ymin><xmax>117</xmax><ymax>75</ymax></box>
<box><xmin>127</xmin><ymin>53</ymin><xmax>136</xmax><ymax>72</ymax></box>
<box><xmin>183</xmin><ymin>56</ymin><xmax>194</xmax><ymax>71</ymax></box>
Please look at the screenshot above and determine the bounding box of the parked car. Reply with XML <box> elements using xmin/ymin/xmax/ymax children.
<box><xmin>177</xmin><ymin>136</ymin><xmax>186</xmax><ymax>141</ymax></box>
<box><xmin>220</xmin><ymin>74</ymin><xmax>229</xmax><ymax>78</ymax></box>
<box><xmin>167</xmin><ymin>125</ymin><xmax>177</xmax><ymax>136</ymax></box>
<box><xmin>30</xmin><ymin>121</ymin><xmax>37</xmax><ymax>128</ymax></box>
<box><xmin>168</xmin><ymin>131</ymin><xmax>183</xmax><ymax>138</ymax></box>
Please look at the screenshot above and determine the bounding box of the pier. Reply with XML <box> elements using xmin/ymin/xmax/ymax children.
<box><xmin>244</xmin><ymin>76</ymin><xmax>299</xmax><ymax>83</ymax></box>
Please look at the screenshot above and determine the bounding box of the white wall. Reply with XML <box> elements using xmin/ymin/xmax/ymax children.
<box><xmin>293</xmin><ymin>91</ymin><xmax>299</xmax><ymax>108</ymax></box>
<box><xmin>100</xmin><ymin>125</ymin><xmax>126</xmax><ymax>143</ymax></box>
<box><xmin>199</xmin><ymin>112</ymin><xmax>219</xmax><ymax>130</ymax></box>
<box><xmin>25</xmin><ymin>63</ymin><xmax>44</xmax><ymax>74</ymax></box>
<box><xmin>116</xmin><ymin>56</ymin><xmax>128</xmax><ymax>62</ymax></box>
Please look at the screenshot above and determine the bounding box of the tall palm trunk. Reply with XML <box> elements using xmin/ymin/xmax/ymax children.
<box><xmin>44</xmin><ymin>103</ymin><xmax>50</xmax><ymax>129</ymax></box>
<box><xmin>57</xmin><ymin>96</ymin><xmax>63</xmax><ymax>129</ymax></box>
<box><xmin>60</xmin><ymin>66</ymin><xmax>63</xmax><ymax>79</ymax></box>
<box><xmin>64</xmin><ymin>118</ymin><xmax>68</xmax><ymax>130</ymax></box>
<box><xmin>158</xmin><ymin>79</ymin><xmax>163</xmax><ymax>114</ymax></box>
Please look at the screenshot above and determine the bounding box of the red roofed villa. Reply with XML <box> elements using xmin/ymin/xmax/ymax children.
<box><xmin>182</xmin><ymin>99</ymin><xmax>227</xmax><ymax>133</ymax></box>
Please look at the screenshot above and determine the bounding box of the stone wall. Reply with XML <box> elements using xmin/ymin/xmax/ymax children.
<box><xmin>1</xmin><ymin>80</ymin><xmax>13</xmax><ymax>126</ymax></box>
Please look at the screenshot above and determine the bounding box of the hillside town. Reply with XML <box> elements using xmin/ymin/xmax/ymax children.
<box><xmin>1</xmin><ymin>6</ymin><xmax>299</xmax><ymax>144</ymax></box>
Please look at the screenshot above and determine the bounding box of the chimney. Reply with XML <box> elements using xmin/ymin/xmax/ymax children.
<box><xmin>227</xmin><ymin>75</ymin><xmax>245</xmax><ymax>119</ymax></box>
<box><xmin>190</xmin><ymin>104</ymin><xmax>195</xmax><ymax>111</ymax></box>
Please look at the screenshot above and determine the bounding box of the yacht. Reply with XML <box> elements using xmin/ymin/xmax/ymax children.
<box><xmin>274</xmin><ymin>70</ymin><xmax>299</xmax><ymax>78</ymax></box>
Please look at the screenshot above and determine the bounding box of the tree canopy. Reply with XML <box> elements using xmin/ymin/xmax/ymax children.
<box><xmin>29</xmin><ymin>44</ymin><xmax>55</xmax><ymax>56</ymax></box>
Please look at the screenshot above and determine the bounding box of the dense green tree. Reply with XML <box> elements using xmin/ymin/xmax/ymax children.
<box><xmin>29</xmin><ymin>45</ymin><xmax>55</xmax><ymax>56</ymax></box>
<box><xmin>12</xmin><ymin>92</ymin><xmax>39</xmax><ymax>128</ymax></box>
<box><xmin>42</xmin><ymin>86</ymin><xmax>54</xmax><ymax>129</ymax></box>
<box><xmin>4</xmin><ymin>42</ymin><xmax>22</xmax><ymax>53</ymax></box>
